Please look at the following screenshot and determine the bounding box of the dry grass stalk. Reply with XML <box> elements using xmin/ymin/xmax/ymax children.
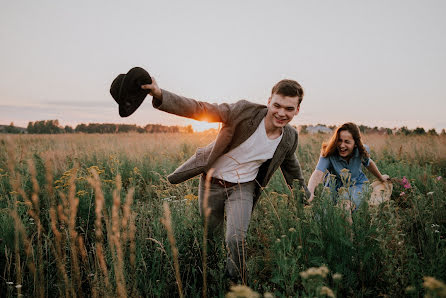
<box><xmin>128</xmin><ymin>213</ymin><xmax>137</xmax><ymax>295</ymax></box>
<box><xmin>28</xmin><ymin>159</ymin><xmax>45</xmax><ymax>298</ymax></box>
<box><xmin>87</xmin><ymin>169</ymin><xmax>111</xmax><ymax>294</ymax></box>
<box><xmin>161</xmin><ymin>202</ymin><xmax>184</xmax><ymax>298</ymax></box>
<box><xmin>67</xmin><ymin>166</ymin><xmax>82</xmax><ymax>295</ymax></box>
<box><xmin>49</xmin><ymin>206</ymin><xmax>71</xmax><ymax>297</ymax></box>
<box><xmin>111</xmin><ymin>175</ymin><xmax>128</xmax><ymax>298</ymax></box>
<box><xmin>202</xmin><ymin>168</ymin><xmax>213</xmax><ymax>298</ymax></box>
<box><xmin>121</xmin><ymin>187</ymin><xmax>135</xmax><ymax>244</ymax></box>
<box><xmin>6</xmin><ymin>139</ymin><xmax>35</xmax><ymax>296</ymax></box>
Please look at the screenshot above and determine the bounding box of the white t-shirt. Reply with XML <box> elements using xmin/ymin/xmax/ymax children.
<box><xmin>211</xmin><ymin>118</ymin><xmax>283</xmax><ymax>183</ymax></box>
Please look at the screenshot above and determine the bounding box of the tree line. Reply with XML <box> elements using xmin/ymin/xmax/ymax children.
<box><xmin>298</xmin><ymin>124</ymin><xmax>443</xmax><ymax>136</ymax></box>
<box><xmin>0</xmin><ymin>120</ymin><xmax>193</xmax><ymax>134</ymax></box>
<box><xmin>1</xmin><ymin>120</ymin><xmax>444</xmax><ymax>135</ymax></box>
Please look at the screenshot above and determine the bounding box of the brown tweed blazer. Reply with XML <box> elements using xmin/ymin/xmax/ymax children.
<box><xmin>153</xmin><ymin>89</ymin><xmax>309</xmax><ymax>202</ymax></box>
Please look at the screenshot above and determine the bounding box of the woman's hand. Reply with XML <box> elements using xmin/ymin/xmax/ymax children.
<box><xmin>379</xmin><ymin>174</ymin><xmax>390</xmax><ymax>182</ymax></box>
<box><xmin>308</xmin><ymin>193</ymin><xmax>315</xmax><ymax>203</ymax></box>
<box><xmin>307</xmin><ymin>170</ymin><xmax>324</xmax><ymax>204</ymax></box>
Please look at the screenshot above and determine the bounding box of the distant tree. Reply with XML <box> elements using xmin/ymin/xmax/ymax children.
<box><xmin>5</xmin><ymin>122</ymin><xmax>21</xmax><ymax>134</ymax></box>
<box><xmin>359</xmin><ymin>125</ymin><xmax>371</xmax><ymax>133</ymax></box>
<box><xmin>386</xmin><ymin>128</ymin><xmax>393</xmax><ymax>135</ymax></box>
<box><xmin>427</xmin><ymin>129</ymin><xmax>438</xmax><ymax>136</ymax></box>
<box><xmin>27</xmin><ymin>122</ymin><xmax>35</xmax><ymax>134</ymax></box>
<box><xmin>397</xmin><ymin>126</ymin><xmax>411</xmax><ymax>136</ymax></box>
<box><xmin>300</xmin><ymin>125</ymin><xmax>308</xmax><ymax>134</ymax></box>
<box><xmin>184</xmin><ymin>125</ymin><xmax>193</xmax><ymax>134</ymax></box>
<box><xmin>413</xmin><ymin>127</ymin><xmax>426</xmax><ymax>135</ymax></box>
<box><xmin>64</xmin><ymin>125</ymin><xmax>74</xmax><ymax>133</ymax></box>
<box><xmin>441</xmin><ymin>129</ymin><xmax>446</xmax><ymax>136</ymax></box>
<box><xmin>75</xmin><ymin>123</ymin><xmax>88</xmax><ymax>133</ymax></box>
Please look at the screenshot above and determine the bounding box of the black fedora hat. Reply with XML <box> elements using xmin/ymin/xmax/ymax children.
<box><xmin>110</xmin><ymin>67</ymin><xmax>152</xmax><ymax>117</ymax></box>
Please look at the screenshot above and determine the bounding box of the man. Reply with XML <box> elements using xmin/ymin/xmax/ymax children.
<box><xmin>141</xmin><ymin>78</ymin><xmax>310</xmax><ymax>284</ymax></box>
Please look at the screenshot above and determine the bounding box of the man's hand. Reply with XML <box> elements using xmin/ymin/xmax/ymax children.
<box><xmin>141</xmin><ymin>77</ymin><xmax>162</xmax><ymax>100</ymax></box>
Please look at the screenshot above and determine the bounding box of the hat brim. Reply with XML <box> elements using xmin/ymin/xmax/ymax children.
<box><xmin>369</xmin><ymin>180</ymin><xmax>393</xmax><ymax>206</ymax></box>
<box><xmin>116</xmin><ymin>67</ymin><xmax>152</xmax><ymax>117</ymax></box>
<box><xmin>119</xmin><ymin>92</ymin><xmax>147</xmax><ymax>117</ymax></box>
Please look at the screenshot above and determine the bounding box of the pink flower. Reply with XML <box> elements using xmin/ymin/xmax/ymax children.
<box><xmin>400</xmin><ymin>192</ymin><xmax>405</xmax><ymax>196</ymax></box>
<box><xmin>401</xmin><ymin>176</ymin><xmax>411</xmax><ymax>189</ymax></box>
<box><xmin>437</xmin><ymin>176</ymin><xmax>442</xmax><ymax>181</ymax></box>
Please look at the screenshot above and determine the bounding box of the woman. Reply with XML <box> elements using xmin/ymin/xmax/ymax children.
<box><xmin>307</xmin><ymin>122</ymin><xmax>389</xmax><ymax>211</ymax></box>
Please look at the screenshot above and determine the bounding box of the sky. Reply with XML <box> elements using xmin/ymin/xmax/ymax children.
<box><xmin>1</xmin><ymin>0</ymin><xmax>445</xmax><ymax>132</ymax></box>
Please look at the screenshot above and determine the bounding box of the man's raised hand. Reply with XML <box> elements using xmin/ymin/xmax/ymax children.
<box><xmin>141</xmin><ymin>77</ymin><xmax>162</xmax><ymax>100</ymax></box>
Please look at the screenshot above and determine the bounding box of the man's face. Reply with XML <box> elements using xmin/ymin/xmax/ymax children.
<box><xmin>266</xmin><ymin>93</ymin><xmax>300</xmax><ymax>129</ymax></box>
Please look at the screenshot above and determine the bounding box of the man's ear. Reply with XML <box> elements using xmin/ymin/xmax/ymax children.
<box><xmin>295</xmin><ymin>105</ymin><xmax>300</xmax><ymax>116</ymax></box>
<box><xmin>267</xmin><ymin>96</ymin><xmax>272</xmax><ymax>106</ymax></box>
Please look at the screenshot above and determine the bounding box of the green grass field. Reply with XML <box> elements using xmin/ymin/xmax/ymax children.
<box><xmin>0</xmin><ymin>133</ymin><xmax>445</xmax><ymax>297</ymax></box>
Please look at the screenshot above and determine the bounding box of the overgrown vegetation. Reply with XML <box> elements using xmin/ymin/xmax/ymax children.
<box><xmin>0</xmin><ymin>133</ymin><xmax>445</xmax><ymax>297</ymax></box>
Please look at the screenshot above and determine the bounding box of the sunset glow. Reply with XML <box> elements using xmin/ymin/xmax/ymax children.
<box><xmin>190</xmin><ymin>120</ymin><xmax>220</xmax><ymax>132</ymax></box>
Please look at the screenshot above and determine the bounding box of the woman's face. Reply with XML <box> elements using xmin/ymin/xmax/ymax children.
<box><xmin>337</xmin><ymin>130</ymin><xmax>355</xmax><ymax>159</ymax></box>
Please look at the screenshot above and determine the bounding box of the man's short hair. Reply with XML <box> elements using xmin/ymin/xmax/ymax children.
<box><xmin>271</xmin><ymin>79</ymin><xmax>304</xmax><ymax>105</ymax></box>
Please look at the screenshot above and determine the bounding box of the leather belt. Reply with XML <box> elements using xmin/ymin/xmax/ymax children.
<box><xmin>204</xmin><ymin>174</ymin><xmax>239</xmax><ymax>188</ymax></box>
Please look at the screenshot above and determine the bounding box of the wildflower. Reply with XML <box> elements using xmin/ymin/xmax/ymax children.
<box><xmin>298</xmin><ymin>245</ymin><xmax>303</xmax><ymax>249</ymax></box>
<box><xmin>436</xmin><ymin>176</ymin><xmax>442</xmax><ymax>181</ymax></box>
<box><xmin>288</xmin><ymin>227</ymin><xmax>296</xmax><ymax>232</ymax></box>
<box><xmin>401</xmin><ymin>176</ymin><xmax>411</xmax><ymax>189</ymax></box>
<box><xmin>299</xmin><ymin>271</ymin><xmax>309</xmax><ymax>279</ymax></box>
<box><xmin>76</xmin><ymin>190</ymin><xmax>88</xmax><ymax>197</ymax></box>
<box><xmin>133</xmin><ymin>167</ymin><xmax>140</xmax><ymax>175</ymax></box>
<box><xmin>427</xmin><ymin>191</ymin><xmax>434</xmax><ymax>196</ymax></box>
<box><xmin>405</xmin><ymin>285</ymin><xmax>415</xmax><ymax>293</ymax></box>
<box><xmin>400</xmin><ymin>192</ymin><xmax>405</xmax><ymax>196</ymax></box>
<box><xmin>333</xmin><ymin>273</ymin><xmax>342</xmax><ymax>281</ymax></box>
<box><xmin>226</xmin><ymin>285</ymin><xmax>260</xmax><ymax>298</ymax></box>
<box><xmin>432</xmin><ymin>224</ymin><xmax>440</xmax><ymax>228</ymax></box>
<box><xmin>281</xmin><ymin>234</ymin><xmax>286</xmax><ymax>238</ymax></box>
<box><xmin>320</xmin><ymin>286</ymin><xmax>335</xmax><ymax>298</ymax></box>
<box><xmin>184</xmin><ymin>193</ymin><xmax>198</xmax><ymax>202</ymax></box>
<box><xmin>423</xmin><ymin>276</ymin><xmax>446</xmax><ymax>296</ymax></box>
<box><xmin>6</xmin><ymin>281</ymin><xmax>13</xmax><ymax>285</ymax></box>
<box><xmin>276</xmin><ymin>239</ymin><xmax>281</xmax><ymax>243</ymax></box>
<box><xmin>15</xmin><ymin>284</ymin><xmax>22</xmax><ymax>289</ymax></box>
<box><xmin>299</xmin><ymin>266</ymin><xmax>330</xmax><ymax>279</ymax></box>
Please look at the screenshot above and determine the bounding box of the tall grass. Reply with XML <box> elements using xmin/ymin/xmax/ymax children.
<box><xmin>0</xmin><ymin>132</ymin><xmax>445</xmax><ymax>297</ymax></box>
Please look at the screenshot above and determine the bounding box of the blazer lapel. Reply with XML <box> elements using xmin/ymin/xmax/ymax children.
<box><xmin>229</xmin><ymin>108</ymin><xmax>268</xmax><ymax>149</ymax></box>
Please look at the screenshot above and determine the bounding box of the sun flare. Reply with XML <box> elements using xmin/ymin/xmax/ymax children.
<box><xmin>189</xmin><ymin>120</ymin><xmax>220</xmax><ymax>132</ymax></box>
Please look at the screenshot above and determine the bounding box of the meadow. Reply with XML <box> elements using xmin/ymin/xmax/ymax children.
<box><xmin>0</xmin><ymin>132</ymin><xmax>445</xmax><ymax>297</ymax></box>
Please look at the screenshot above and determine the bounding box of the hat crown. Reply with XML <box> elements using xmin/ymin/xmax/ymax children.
<box><xmin>110</xmin><ymin>67</ymin><xmax>152</xmax><ymax>117</ymax></box>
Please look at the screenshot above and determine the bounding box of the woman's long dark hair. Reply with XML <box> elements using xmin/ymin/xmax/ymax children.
<box><xmin>321</xmin><ymin>122</ymin><xmax>369</xmax><ymax>159</ymax></box>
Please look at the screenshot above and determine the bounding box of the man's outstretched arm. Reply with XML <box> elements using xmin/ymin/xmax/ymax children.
<box><xmin>142</xmin><ymin>78</ymin><xmax>231</xmax><ymax>123</ymax></box>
